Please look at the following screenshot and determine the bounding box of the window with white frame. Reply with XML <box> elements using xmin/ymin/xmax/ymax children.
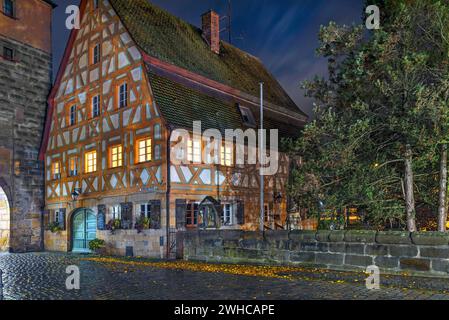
<box><xmin>70</xmin><ymin>105</ymin><xmax>76</xmax><ymax>126</ymax></box>
<box><xmin>92</xmin><ymin>95</ymin><xmax>100</xmax><ymax>118</ymax></box>
<box><xmin>221</xmin><ymin>143</ymin><xmax>233</xmax><ymax>166</ymax></box>
<box><xmin>111</xmin><ymin>205</ymin><xmax>121</xmax><ymax>220</ymax></box>
<box><xmin>221</xmin><ymin>203</ymin><xmax>234</xmax><ymax>226</ymax></box>
<box><xmin>154</xmin><ymin>144</ymin><xmax>161</xmax><ymax>160</ymax></box>
<box><xmin>109</xmin><ymin>145</ymin><xmax>123</xmax><ymax>168</ymax></box>
<box><xmin>85</xmin><ymin>151</ymin><xmax>97</xmax><ymax>173</ymax></box>
<box><xmin>54</xmin><ymin>210</ymin><xmax>60</xmax><ymax>223</ymax></box>
<box><xmin>92</xmin><ymin>43</ymin><xmax>100</xmax><ymax>65</ymax></box>
<box><xmin>69</xmin><ymin>157</ymin><xmax>78</xmax><ymax>177</ymax></box>
<box><xmin>154</xmin><ymin>124</ymin><xmax>162</xmax><ymax>140</ymax></box>
<box><xmin>187</xmin><ymin>138</ymin><xmax>201</xmax><ymax>163</ymax></box>
<box><xmin>118</xmin><ymin>83</ymin><xmax>128</xmax><ymax>109</ymax></box>
<box><xmin>137</xmin><ymin>137</ymin><xmax>152</xmax><ymax>163</ymax></box>
<box><xmin>52</xmin><ymin>161</ymin><xmax>61</xmax><ymax>180</ymax></box>
<box><xmin>140</xmin><ymin>203</ymin><xmax>151</xmax><ymax>219</ymax></box>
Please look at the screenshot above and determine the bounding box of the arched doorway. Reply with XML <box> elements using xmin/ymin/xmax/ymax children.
<box><xmin>71</xmin><ymin>208</ymin><xmax>96</xmax><ymax>253</ymax></box>
<box><xmin>198</xmin><ymin>196</ymin><xmax>223</xmax><ymax>229</ymax></box>
<box><xmin>0</xmin><ymin>186</ymin><xmax>10</xmax><ymax>252</ymax></box>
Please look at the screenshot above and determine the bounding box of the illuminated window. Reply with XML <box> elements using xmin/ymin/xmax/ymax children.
<box><xmin>137</xmin><ymin>138</ymin><xmax>152</xmax><ymax>163</ymax></box>
<box><xmin>221</xmin><ymin>144</ymin><xmax>233</xmax><ymax>166</ymax></box>
<box><xmin>52</xmin><ymin>162</ymin><xmax>61</xmax><ymax>180</ymax></box>
<box><xmin>3</xmin><ymin>0</ymin><xmax>14</xmax><ymax>17</ymax></box>
<box><xmin>69</xmin><ymin>157</ymin><xmax>79</xmax><ymax>177</ymax></box>
<box><xmin>118</xmin><ymin>83</ymin><xmax>128</xmax><ymax>108</ymax></box>
<box><xmin>70</xmin><ymin>105</ymin><xmax>76</xmax><ymax>126</ymax></box>
<box><xmin>186</xmin><ymin>202</ymin><xmax>199</xmax><ymax>227</ymax></box>
<box><xmin>92</xmin><ymin>95</ymin><xmax>100</xmax><ymax>118</ymax></box>
<box><xmin>92</xmin><ymin>44</ymin><xmax>100</xmax><ymax>65</ymax></box>
<box><xmin>187</xmin><ymin>138</ymin><xmax>201</xmax><ymax>163</ymax></box>
<box><xmin>85</xmin><ymin>151</ymin><xmax>97</xmax><ymax>173</ymax></box>
<box><xmin>109</xmin><ymin>145</ymin><xmax>123</xmax><ymax>168</ymax></box>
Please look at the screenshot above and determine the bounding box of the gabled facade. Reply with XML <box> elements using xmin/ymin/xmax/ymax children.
<box><xmin>41</xmin><ymin>0</ymin><xmax>307</xmax><ymax>257</ymax></box>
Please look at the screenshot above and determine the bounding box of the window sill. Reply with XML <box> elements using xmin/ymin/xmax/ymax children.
<box><xmin>0</xmin><ymin>55</ymin><xmax>18</xmax><ymax>63</ymax></box>
<box><xmin>1</xmin><ymin>11</ymin><xmax>18</xmax><ymax>20</ymax></box>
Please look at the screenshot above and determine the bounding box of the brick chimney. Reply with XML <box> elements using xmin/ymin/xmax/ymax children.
<box><xmin>202</xmin><ymin>10</ymin><xmax>220</xmax><ymax>54</ymax></box>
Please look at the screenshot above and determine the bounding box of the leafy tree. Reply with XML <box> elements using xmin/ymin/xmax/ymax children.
<box><xmin>288</xmin><ymin>0</ymin><xmax>449</xmax><ymax>231</ymax></box>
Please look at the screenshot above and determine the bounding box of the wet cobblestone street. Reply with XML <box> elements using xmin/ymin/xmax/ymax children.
<box><xmin>1</xmin><ymin>252</ymin><xmax>449</xmax><ymax>300</ymax></box>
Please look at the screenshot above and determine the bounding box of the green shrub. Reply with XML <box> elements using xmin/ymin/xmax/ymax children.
<box><xmin>47</xmin><ymin>222</ymin><xmax>62</xmax><ymax>233</ymax></box>
<box><xmin>89</xmin><ymin>238</ymin><xmax>105</xmax><ymax>252</ymax></box>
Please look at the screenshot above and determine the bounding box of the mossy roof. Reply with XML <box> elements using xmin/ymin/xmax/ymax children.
<box><xmin>148</xmin><ymin>71</ymin><xmax>301</xmax><ymax>140</ymax></box>
<box><xmin>109</xmin><ymin>0</ymin><xmax>306</xmax><ymax>117</ymax></box>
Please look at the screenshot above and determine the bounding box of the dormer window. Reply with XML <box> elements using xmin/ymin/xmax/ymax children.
<box><xmin>238</xmin><ymin>105</ymin><xmax>256</xmax><ymax>127</ymax></box>
<box><xmin>3</xmin><ymin>0</ymin><xmax>15</xmax><ymax>18</ymax></box>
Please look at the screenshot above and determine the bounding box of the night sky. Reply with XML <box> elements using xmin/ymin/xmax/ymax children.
<box><xmin>51</xmin><ymin>0</ymin><xmax>364</xmax><ymax>118</ymax></box>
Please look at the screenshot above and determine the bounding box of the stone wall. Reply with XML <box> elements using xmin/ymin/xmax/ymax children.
<box><xmin>98</xmin><ymin>229</ymin><xmax>165</xmax><ymax>258</ymax></box>
<box><xmin>44</xmin><ymin>230</ymin><xmax>68</xmax><ymax>252</ymax></box>
<box><xmin>0</xmin><ymin>35</ymin><xmax>52</xmax><ymax>252</ymax></box>
<box><xmin>180</xmin><ymin>230</ymin><xmax>449</xmax><ymax>277</ymax></box>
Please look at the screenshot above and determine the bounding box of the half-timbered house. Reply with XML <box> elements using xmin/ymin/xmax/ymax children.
<box><xmin>40</xmin><ymin>0</ymin><xmax>307</xmax><ymax>256</ymax></box>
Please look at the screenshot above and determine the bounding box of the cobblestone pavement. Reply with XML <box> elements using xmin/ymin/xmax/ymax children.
<box><xmin>1</xmin><ymin>252</ymin><xmax>449</xmax><ymax>300</ymax></box>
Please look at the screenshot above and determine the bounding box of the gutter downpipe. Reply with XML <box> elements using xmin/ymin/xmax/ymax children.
<box><xmin>166</xmin><ymin>128</ymin><xmax>172</xmax><ymax>260</ymax></box>
<box><xmin>260</xmin><ymin>82</ymin><xmax>265</xmax><ymax>233</ymax></box>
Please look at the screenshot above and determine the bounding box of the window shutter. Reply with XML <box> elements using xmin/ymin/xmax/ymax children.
<box><xmin>58</xmin><ymin>208</ymin><xmax>66</xmax><ymax>230</ymax></box>
<box><xmin>175</xmin><ymin>199</ymin><xmax>187</xmax><ymax>229</ymax></box>
<box><xmin>97</xmin><ymin>205</ymin><xmax>106</xmax><ymax>230</ymax></box>
<box><xmin>120</xmin><ymin>202</ymin><xmax>133</xmax><ymax>229</ymax></box>
<box><xmin>236</xmin><ymin>201</ymin><xmax>245</xmax><ymax>225</ymax></box>
<box><xmin>149</xmin><ymin>200</ymin><xmax>161</xmax><ymax>229</ymax></box>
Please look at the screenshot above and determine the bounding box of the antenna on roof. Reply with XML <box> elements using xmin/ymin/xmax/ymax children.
<box><xmin>220</xmin><ymin>0</ymin><xmax>232</xmax><ymax>44</ymax></box>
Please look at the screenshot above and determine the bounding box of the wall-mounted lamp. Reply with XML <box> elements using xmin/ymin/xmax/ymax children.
<box><xmin>71</xmin><ymin>188</ymin><xmax>82</xmax><ymax>202</ymax></box>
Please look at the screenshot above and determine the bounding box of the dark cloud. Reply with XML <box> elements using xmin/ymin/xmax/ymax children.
<box><xmin>51</xmin><ymin>0</ymin><xmax>364</xmax><ymax>119</ymax></box>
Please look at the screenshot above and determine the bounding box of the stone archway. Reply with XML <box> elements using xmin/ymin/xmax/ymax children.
<box><xmin>0</xmin><ymin>185</ymin><xmax>10</xmax><ymax>251</ymax></box>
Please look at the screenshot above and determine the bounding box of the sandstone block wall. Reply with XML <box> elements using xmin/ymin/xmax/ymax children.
<box><xmin>180</xmin><ymin>230</ymin><xmax>449</xmax><ymax>277</ymax></box>
<box><xmin>0</xmin><ymin>35</ymin><xmax>52</xmax><ymax>252</ymax></box>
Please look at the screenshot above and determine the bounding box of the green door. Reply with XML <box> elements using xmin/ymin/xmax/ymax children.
<box><xmin>72</xmin><ymin>209</ymin><xmax>97</xmax><ymax>253</ymax></box>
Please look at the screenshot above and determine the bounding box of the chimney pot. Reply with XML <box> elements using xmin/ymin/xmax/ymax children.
<box><xmin>202</xmin><ymin>10</ymin><xmax>220</xmax><ymax>54</ymax></box>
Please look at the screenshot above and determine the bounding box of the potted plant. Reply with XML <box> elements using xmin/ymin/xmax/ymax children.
<box><xmin>135</xmin><ymin>216</ymin><xmax>150</xmax><ymax>234</ymax></box>
<box><xmin>88</xmin><ymin>238</ymin><xmax>106</xmax><ymax>254</ymax></box>
<box><xmin>47</xmin><ymin>222</ymin><xmax>63</xmax><ymax>234</ymax></box>
<box><xmin>106</xmin><ymin>219</ymin><xmax>122</xmax><ymax>234</ymax></box>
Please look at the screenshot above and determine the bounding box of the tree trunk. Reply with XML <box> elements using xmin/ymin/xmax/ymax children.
<box><xmin>404</xmin><ymin>144</ymin><xmax>417</xmax><ymax>232</ymax></box>
<box><xmin>438</xmin><ymin>144</ymin><xmax>448</xmax><ymax>232</ymax></box>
